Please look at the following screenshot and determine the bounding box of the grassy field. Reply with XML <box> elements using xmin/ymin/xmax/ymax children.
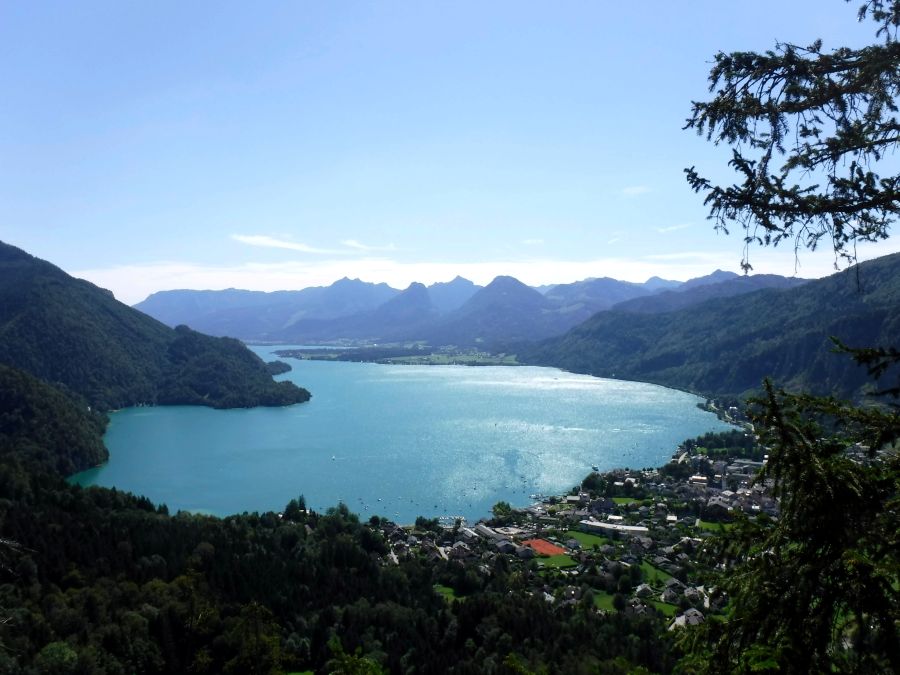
<box><xmin>697</xmin><ymin>519</ymin><xmax>735</xmax><ymax>532</ymax></box>
<box><xmin>434</xmin><ymin>584</ymin><xmax>458</xmax><ymax>601</ymax></box>
<box><xmin>591</xmin><ymin>590</ymin><xmax>617</xmax><ymax>611</ymax></box>
<box><xmin>648</xmin><ymin>600</ymin><xmax>678</xmax><ymax>617</ymax></box>
<box><xmin>564</xmin><ymin>530</ymin><xmax>609</xmax><ymax>548</ymax></box>
<box><xmin>640</xmin><ymin>560</ymin><xmax>673</xmax><ymax>585</ymax></box>
<box><xmin>538</xmin><ymin>554</ymin><xmax>578</xmax><ymax>569</ymax></box>
<box><xmin>611</xmin><ymin>497</ymin><xmax>639</xmax><ymax>505</ymax></box>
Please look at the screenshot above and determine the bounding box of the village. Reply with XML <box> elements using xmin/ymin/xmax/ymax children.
<box><xmin>370</xmin><ymin>429</ymin><xmax>778</xmax><ymax>630</ymax></box>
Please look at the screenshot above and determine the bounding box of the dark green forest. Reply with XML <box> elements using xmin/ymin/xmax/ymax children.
<box><xmin>0</xmin><ymin>364</ymin><xmax>108</xmax><ymax>475</ymax></box>
<box><xmin>0</xmin><ymin>242</ymin><xmax>309</xmax><ymax>414</ymax></box>
<box><xmin>0</xmin><ymin>439</ymin><xmax>676</xmax><ymax>674</ymax></box>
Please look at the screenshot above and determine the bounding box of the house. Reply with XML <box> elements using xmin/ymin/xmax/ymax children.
<box><xmin>669</xmin><ymin>608</ymin><xmax>705</xmax><ymax>630</ymax></box>
<box><xmin>660</xmin><ymin>588</ymin><xmax>679</xmax><ymax>604</ymax></box>
<box><xmin>449</xmin><ymin>541</ymin><xmax>473</xmax><ymax>560</ymax></box>
<box><xmin>494</xmin><ymin>539</ymin><xmax>517</xmax><ymax>554</ymax></box>
<box><xmin>459</xmin><ymin>527</ymin><xmax>480</xmax><ymax>541</ymax></box>
<box><xmin>580</xmin><ymin>520</ymin><xmax>650</xmax><ymax>536</ymax></box>
<box><xmin>516</xmin><ymin>545</ymin><xmax>535</xmax><ymax>559</ymax></box>
<box><xmin>684</xmin><ymin>586</ymin><xmax>704</xmax><ymax>604</ymax></box>
<box><xmin>665</xmin><ymin>577</ymin><xmax>686</xmax><ymax>591</ymax></box>
<box><xmin>634</xmin><ymin>583</ymin><xmax>654</xmax><ymax>598</ymax></box>
<box><xmin>590</xmin><ymin>498</ymin><xmax>616</xmax><ymax>514</ymax></box>
<box><xmin>706</xmin><ymin>495</ymin><xmax>732</xmax><ymax>519</ymax></box>
<box><xmin>474</xmin><ymin>523</ymin><xmax>503</xmax><ymax>541</ymax></box>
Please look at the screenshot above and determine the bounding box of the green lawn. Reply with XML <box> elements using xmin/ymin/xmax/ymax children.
<box><xmin>648</xmin><ymin>600</ymin><xmax>678</xmax><ymax>617</ymax></box>
<box><xmin>434</xmin><ymin>584</ymin><xmax>458</xmax><ymax>601</ymax></box>
<box><xmin>612</xmin><ymin>497</ymin><xmax>638</xmax><ymax>505</ymax></box>
<box><xmin>591</xmin><ymin>590</ymin><xmax>617</xmax><ymax>611</ymax></box>
<box><xmin>538</xmin><ymin>554</ymin><xmax>578</xmax><ymax>568</ymax></box>
<box><xmin>640</xmin><ymin>561</ymin><xmax>673</xmax><ymax>585</ymax></box>
<box><xmin>697</xmin><ymin>519</ymin><xmax>735</xmax><ymax>532</ymax></box>
<box><xmin>565</xmin><ymin>530</ymin><xmax>609</xmax><ymax>548</ymax></box>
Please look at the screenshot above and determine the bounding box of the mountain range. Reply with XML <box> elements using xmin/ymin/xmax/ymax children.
<box><xmin>134</xmin><ymin>268</ymin><xmax>805</xmax><ymax>346</ymax></box>
<box><xmin>522</xmin><ymin>253</ymin><xmax>900</xmax><ymax>400</ymax></box>
<box><xmin>7</xmin><ymin>236</ymin><xmax>893</xmax><ymax>413</ymax></box>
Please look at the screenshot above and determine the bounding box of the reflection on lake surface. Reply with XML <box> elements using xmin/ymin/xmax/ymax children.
<box><xmin>72</xmin><ymin>347</ymin><xmax>731</xmax><ymax>523</ymax></box>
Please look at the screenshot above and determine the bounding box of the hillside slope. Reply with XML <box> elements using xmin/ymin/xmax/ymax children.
<box><xmin>0</xmin><ymin>363</ymin><xmax>109</xmax><ymax>474</ymax></box>
<box><xmin>0</xmin><ymin>241</ymin><xmax>310</xmax><ymax>411</ymax></box>
<box><xmin>524</xmin><ymin>254</ymin><xmax>900</xmax><ymax>399</ymax></box>
<box><xmin>614</xmin><ymin>274</ymin><xmax>809</xmax><ymax>314</ymax></box>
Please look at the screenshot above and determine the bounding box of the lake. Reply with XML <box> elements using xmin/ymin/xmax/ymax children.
<box><xmin>71</xmin><ymin>346</ymin><xmax>732</xmax><ymax>523</ymax></box>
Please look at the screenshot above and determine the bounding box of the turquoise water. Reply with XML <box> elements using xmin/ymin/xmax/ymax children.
<box><xmin>72</xmin><ymin>347</ymin><xmax>731</xmax><ymax>523</ymax></box>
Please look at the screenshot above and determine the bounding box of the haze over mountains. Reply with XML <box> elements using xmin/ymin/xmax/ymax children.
<box><xmin>134</xmin><ymin>269</ymin><xmax>807</xmax><ymax>345</ymax></box>
<box><xmin>134</xmin><ymin>252</ymin><xmax>900</xmax><ymax>401</ymax></box>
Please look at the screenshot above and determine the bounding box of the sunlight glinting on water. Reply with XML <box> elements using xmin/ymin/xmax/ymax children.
<box><xmin>71</xmin><ymin>351</ymin><xmax>732</xmax><ymax>522</ymax></box>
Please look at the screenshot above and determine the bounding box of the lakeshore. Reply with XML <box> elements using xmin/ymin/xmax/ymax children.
<box><xmin>338</xmin><ymin>430</ymin><xmax>775</xmax><ymax>628</ymax></box>
<box><xmin>71</xmin><ymin>355</ymin><xmax>732</xmax><ymax>521</ymax></box>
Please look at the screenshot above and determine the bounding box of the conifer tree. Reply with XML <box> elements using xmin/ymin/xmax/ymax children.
<box><xmin>685</xmin><ymin>0</ymin><xmax>900</xmax><ymax>271</ymax></box>
<box><xmin>681</xmin><ymin>2</ymin><xmax>900</xmax><ymax>671</ymax></box>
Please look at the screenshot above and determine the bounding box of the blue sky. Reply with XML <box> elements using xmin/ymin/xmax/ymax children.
<box><xmin>2</xmin><ymin>1</ymin><xmax>897</xmax><ymax>303</ymax></box>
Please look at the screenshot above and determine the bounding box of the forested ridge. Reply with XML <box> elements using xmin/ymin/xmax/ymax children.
<box><xmin>523</xmin><ymin>252</ymin><xmax>900</xmax><ymax>400</ymax></box>
<box><xmin>0</xmin><ymin>241</ymin><xmax>309</xmax><ymax>418</ymax></box>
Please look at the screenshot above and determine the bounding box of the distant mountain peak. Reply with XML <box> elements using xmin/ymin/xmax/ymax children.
<box><xmin>681</xmin><ymin>269</ymin><xmax>740</xmax><ymax>290</ymax></box>
<box><xmin>643</xmin><ymin>276</ymin><xmax>681</xmax><ymax>291</ymax></box>
<box><xmin>485</xmin><ymin>275</ymin><xmax>530</xmax><ymax>289</ymax></box>
<box><xmin>427</xmin><ymin>277</ymin><xmax>480</xmax><ymax>314</ymax></box>
<box><xmin>462</xmin><ymin>276</ymin><xmax>549</xmax><ymax>312</ymax></box>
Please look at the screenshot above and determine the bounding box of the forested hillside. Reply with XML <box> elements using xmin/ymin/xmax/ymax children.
<box><xmin>524</xmin><ymin>253</ymin><xmax>900</xmax><ymax>399</ymax></box>
<box><xmin>0</xmin><ymin>364</ymin><xmax>108</xmax><ymax>474</ymax></box>
<box><xmin>0</xmin><ymin>242</ymin><xmax>309</xmax><ymax>413</ymax></box>
<box><xmin>612</xmin><ymin>274</ymin><xmax>808</xmax><ymax>315</ymax></box>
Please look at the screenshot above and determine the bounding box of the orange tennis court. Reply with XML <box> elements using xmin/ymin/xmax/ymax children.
<box><xmin>522</xmin><ymin>539</ymin><xmax>567</xmax><ymax>556</ymax></box>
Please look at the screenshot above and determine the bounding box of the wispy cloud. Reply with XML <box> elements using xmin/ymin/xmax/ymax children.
<box><xmin>622</xmin><ymin>185</ymin><xmax>651</xmax><ymax>197</ymax></box>
<box><xmin>607</xmin><ymin>237</ymin><xmax>621</xmax><ymax>245</ymax></box>
<box><xmin>340</xmin><ymin>239</ymin><xmax>397</xmax><ymax>252</ymax></box>
<box><xmin>231</xmin><ymin>234</ymin><xmax>348</xmax><ymax>255</ymax></box>
<box><xmin>522</xmin><ymin>238</ymin><xmax>544</xmax><ymax>246</ymax></box>
<box><xmin>656</xmin><ymin>223</ymin><xmax>692</xmax><ymax>234</ymax></box>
